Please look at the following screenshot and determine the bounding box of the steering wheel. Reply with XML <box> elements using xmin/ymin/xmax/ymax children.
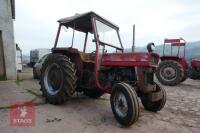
<box><xmin>91</xmin><ymin>50</ymin><xmax>96</xmax><ymax>54</ymax></box>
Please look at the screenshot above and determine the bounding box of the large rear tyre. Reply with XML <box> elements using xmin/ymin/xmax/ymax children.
<box><xmin>110</xmin><ymin>82</ymin><xmax>139</xmax><ymax>126</ymax></box>
<box><xmin>156</xmin><ymin>60</ymin><xmax>184</xmax><ymax>86</ymax></box>
<box><xmin>180</xmin><ymin>72</ymin><xmax>187</xmax><ymax>82</ymax></box>
<box><xmin>141</xmin><ymin>82</ymin><xmax>166</xmax><ymax>112</ymax></box>
<box><xmin>40</xmin><ymin>54</ymin><xmax>77</xmax><ymax>105</ymax></box>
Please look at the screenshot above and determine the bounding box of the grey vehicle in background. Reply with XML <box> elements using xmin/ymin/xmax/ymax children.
<box><xmin>30</xmin><ymin>48</ymin><xmax>51</xmax><ymax>67</ymax></box>
<box><xmin>33</xmin><ymin>54</ymin><xmax>49</xmax><ymax>79</ymax></box>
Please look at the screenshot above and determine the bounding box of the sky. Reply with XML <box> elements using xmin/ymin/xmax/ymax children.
<box><xmin>14</xmin><ymin>0</ymin><xmax>200</xmax><ymax>54</ymax></box>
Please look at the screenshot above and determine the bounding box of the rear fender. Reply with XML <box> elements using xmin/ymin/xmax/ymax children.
<box><xmin>51</xmin><ymin>48</ymin><xmax>91</xmax><ymax>84</ymax></box>
<box><xmin>160</xmin><ymin>56</ymin><xmax>180</xmax><ymax>62</ymax></box>
<box><xmin>160</xmin><ymin>56</ymin><xmax>188</xmax><ymax>70</ymax></box>
<box><xmin>191</xmin><ymin>60</ymin><xmax>200</xmax><ymax>67</ymax></box>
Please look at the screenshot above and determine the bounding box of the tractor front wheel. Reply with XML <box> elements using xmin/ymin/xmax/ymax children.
<box><xmin>141</xmin><ymin>82</ymin><xmax>166</xmax><ymax>112</ymax></box>
<box><xmin>156</xmin><ymin>60</ymin><xmax>184</xmax><ymax>86</ymax></box>
<box><xmin>40</xmin><ymin>54</ymin><xmax>77</xmax><ymax>104</ymax></box>
<box><xmin>110</xmin><ymin>82</ymin><xmax>139</xmax><ymax>126</ymax></box>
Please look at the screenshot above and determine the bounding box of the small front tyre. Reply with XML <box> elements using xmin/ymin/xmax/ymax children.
<box><xmin>141</xmin><ymin>82</ymin><xmax>166</xmax><ymax>112</ymax></box>
<box><xmin>110</xmin><ymin>82</ymin><xmax>139</xmax><ymax>126</ymax></box>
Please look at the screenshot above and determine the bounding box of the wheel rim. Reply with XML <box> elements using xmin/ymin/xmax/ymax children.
<box><xmin>160</xmin><ymin>66</ymin><xmax>177</xmax><ymax>81</ymax></box>
<box><xmin>44</xmin><ymin>63</ymin><xmax>63</xmax><ymax>95</ymax></box>
<box><xmin>114</xmin><ymin>91</ymin><xmax>128</xmax><ymax>118</ymax></box>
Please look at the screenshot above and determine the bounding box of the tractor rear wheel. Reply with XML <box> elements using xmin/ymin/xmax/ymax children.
<box><xmin>156</xmin><ymin>60</ymin><xmax>184</xmax><ymax>86</ymax></box>
<box><xmin>141</xmin><ymin>82</ymin><xmax>166</xmax><ymax>112</ymax></box>
<box><xmin>180</xmin><ymin>72</ymin><xmax>187</xmax><ymax>82</ymax></box>
<box><xmin>110</xmin><ymin>82</ymin><xmax>139</xmax><ymax>126</ymax></box>
<box><xmin>40</xmin><ymin>54</ymin><xmax>77</xmax><ymax>104</ymax></box>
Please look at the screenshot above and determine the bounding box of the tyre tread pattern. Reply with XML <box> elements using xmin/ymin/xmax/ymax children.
<box><xmin>141</xmin><ymin>82</ymin><xmax>166</xmax><ymax>112</ymax></box>
<box><xmin>156</xmin><ymin>60</ymin><xmax>184</xmax><ymax>86</ymax></box>
<box><xmin>40</xmin><ymin>53</ymin><xmax>77</xmax><ymax>105</ymax></box>
<box><xmin>110</xmin><ymin>82</ymin><xmax>139</xmax><ymax>126</ymax></box>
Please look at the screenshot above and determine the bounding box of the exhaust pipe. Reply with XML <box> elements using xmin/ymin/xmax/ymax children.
<box><xmin>132</xmin><ymin>25</ymin><xmax>135</xmax><ymax>53</ymax></box>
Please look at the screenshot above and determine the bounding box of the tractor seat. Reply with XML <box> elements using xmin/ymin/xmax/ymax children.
<box><xmin>79</xmin><ymin>52</ymin><xmax>95</xmax><ymax>63</ymax></box>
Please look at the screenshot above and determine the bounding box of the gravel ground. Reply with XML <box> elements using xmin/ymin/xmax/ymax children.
<box><xmin>0</xmin><ymin>68</ymin><xmax>199</xmax><ymax>133</ymax></box>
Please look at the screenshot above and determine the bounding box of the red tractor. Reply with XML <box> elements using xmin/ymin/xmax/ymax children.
<box><xmin>156</xmin><ymin>38</ymin><xmax>200</xmax><ymax>86</ymax></box>
<box><xmin>40</xmin><ymin>12</ymin><xmax>166</xmax><ymax>126</ymax></box>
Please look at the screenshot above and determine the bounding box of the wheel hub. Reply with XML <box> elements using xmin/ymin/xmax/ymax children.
<box><xmin>160</xmin><ymin>66</ymin><xmax>177</xmax><ymax>81</ymax></box>
<box><xmin>44</xmin><ymin>63</ymin><xmax>63</xmax><ymax>95</ymax></box>
<box><xmin>114</xmin><ymin>92</ymin><xmax>128</xmax><ymax>117</ymax></box>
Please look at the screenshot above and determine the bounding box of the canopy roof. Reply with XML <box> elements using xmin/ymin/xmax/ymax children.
<box><xmin>58</xmin><ymin>11</ymin><xmax>119</xmax><ymax>33</ymax></box>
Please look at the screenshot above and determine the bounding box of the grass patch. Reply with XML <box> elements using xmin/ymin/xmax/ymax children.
<box><xmin>0</xmin><ymin>75</ymin><xmax>7</xmax><ymax>81</ymax></box>
<box><xmin>15</xmin><ymin>79</ymin><xmax>23</xmax><ymax>86</ymax></box>
<box><xmin>0</xmin><ymin>97</ymin><xmax>44</xmax><ymax>110</ymax></box>
<box><xmin>0</xmin><ymin>88</ymin><xmax>44</xmax><ymax>110</ymax></box>
<box><xmin>25</xmin><ymin>88</ymin><xmax>42</xmax><ymax>97</ymax></box>
<box><xmin>15</xmin><ymin>74</ymin><xmax>23</xmax><ymax>86</ymax></box>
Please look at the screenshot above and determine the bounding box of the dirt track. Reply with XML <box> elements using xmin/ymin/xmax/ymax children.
<box><xmin>0</xmin><ymin>68</ymin><xmax>200</xmax><ymax>133</ymax></box>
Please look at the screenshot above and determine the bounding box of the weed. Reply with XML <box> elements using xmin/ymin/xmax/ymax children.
<box><xmin>0</xmin><ymin>75</ymin><xmax>7</xmax><ymax>81</ymax></box>
<box><xmin>15</xmin><ymin>74</ymin><xmax>23</xmax><ymax>86</ymax></box>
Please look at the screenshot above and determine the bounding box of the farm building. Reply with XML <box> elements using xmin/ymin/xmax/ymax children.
<box><xmin>0</xmin><ymin>0</ymin><xmax>16</xmax><ymax>80</ymax></box>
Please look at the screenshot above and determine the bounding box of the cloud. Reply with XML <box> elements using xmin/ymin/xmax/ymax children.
<box><xmin>15</xmin><ymin>0</ymin><xmax>200</xmax><ymax>54</ymax></box>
